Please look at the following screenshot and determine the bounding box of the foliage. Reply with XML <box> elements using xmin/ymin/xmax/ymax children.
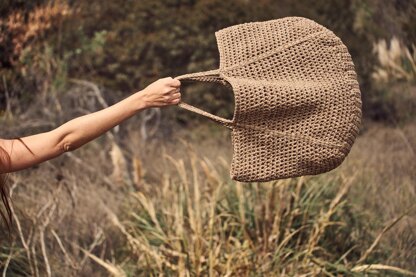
<box><xmin>0</xmin><ymin>95</ymin><xmax>415</xmax><ymax>275</ymax></box>
<box><xmin>1</xmin><ymin>1</ymin><xmax>416</xmax><ymax>276</ymax></box>
<box><xmin>0</xmin><ymin>1</ymin><xmax>71</xmax><ymax>115</ymax></box>
<box><xmin>371</xmin><ymin>37</ymin><xmax>416</xmax><ymax>122</ymax></box>
<box><xmin>98</xmin><ymin>148</ymin><xmax>413</xmax><ymax>276</ymax></box>
<box><xmin>110</xmin><ymin>163</ymin><xmax>372</xmax><ymax>275</ymax></box>
<box><xmin>1</xmin><ymin>0</ymin><xmax>416</xmax><ymax>123</ymax></box>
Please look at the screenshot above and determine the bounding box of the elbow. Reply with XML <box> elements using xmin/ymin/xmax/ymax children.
<box><xmin>53</xmin><ymin>127</ymin><xmax>85</xmax><ymax>153</ymax></box>
<box><xmin>62</xmin><ymin>141</ymin><xmax>73</xmax><ymax>152</ymax></box>
<box><xmin>54</xmin><ymin>129</ymin><xmax>82</xmax><ymax>154</ymax></box>
<box><xmin>58</xmin><ymin>139</ymin><xmax>73</xmax><ymax>153</ymax></box>
<box><xmin>52</xmin><ymin>128</ymin><xmax>77</xmax><ymax>153</ymax></box>
<box><xmin>59</xmin><ymin>136</ymin><xmax>84</xmax><ymax>153</ymax></box>
<box><xmin>58</xmin><ymin>136</ymin><xmax>77</xmax><ymax>153</ymax></box>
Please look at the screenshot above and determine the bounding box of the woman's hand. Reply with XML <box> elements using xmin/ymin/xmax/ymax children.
<box><xmin>141</xmin><ymin>77</ymin><xmax>181</xmax><ymax>108</ymax></box>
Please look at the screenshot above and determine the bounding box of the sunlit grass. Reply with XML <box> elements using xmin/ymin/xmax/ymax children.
<box><xmin>99</xmin><ymin>149</ymin><xmax>414</xmax><ymax>276</ymax></box>
<box><xmin>1</xmin><ymin>123</ymin><xmax>415</xmax><ymax>276</ymax></box>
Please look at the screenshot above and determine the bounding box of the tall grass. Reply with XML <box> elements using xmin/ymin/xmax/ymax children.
<box><xmin>98</xmin><ymin>144</ymin><xmax>414</xmax><ymax>276</ymax></box>
<box><xmin>371</xmin><ymin>37</ymin><xmax>416</xmax><ymax>122</ymax></box>
<box><xmin>1</xmin><ymin>117</ymin><xmax>415</xmax><ymax>276</ymax></box>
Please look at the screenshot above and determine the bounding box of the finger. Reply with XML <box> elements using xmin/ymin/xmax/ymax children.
<box><xmin>170</xmin><ymin>98</ymin><xmax>181</xmax><ymax>104</ymax></box>
<box><xmin>164</xmin><ymin>87</ymin><xmax>180</xmax><ymax>95</ymax></box>
<box><xmin>170</xmin><ymin>92</ymin><xmax>181</xmax><ymax>99</ymax></box>
<box><xmin>171</xmin><ymin>78</ymin><xmax>181</xmax><ymax>88</ymax></box>
<box><xmin>166</xmin><ymin>94</ymin><xmax>180</xmax><ymax>103</ymax></box>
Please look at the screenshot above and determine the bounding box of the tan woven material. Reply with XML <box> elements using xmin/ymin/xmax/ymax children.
<box><xmin>175</xmin><ymin>17</ymin><xmax>362</xmax><ymax>182</ymax></box>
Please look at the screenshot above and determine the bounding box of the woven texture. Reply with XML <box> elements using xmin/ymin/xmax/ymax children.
<box><xmin>176</xmin><ymin>17</ymin><xmax>362</xmax><ymax>182</ymax></box>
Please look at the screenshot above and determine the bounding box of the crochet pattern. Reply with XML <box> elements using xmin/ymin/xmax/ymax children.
<box><xmin>176</xmin><ymin>17</ymin><xmax>362</xmax><ymax>182</ymax></box>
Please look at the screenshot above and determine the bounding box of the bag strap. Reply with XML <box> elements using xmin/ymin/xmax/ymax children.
<box><xmin>175</xmin><ymin>69</ymin><xmax>234</xmax><ymax>129</ymax></box>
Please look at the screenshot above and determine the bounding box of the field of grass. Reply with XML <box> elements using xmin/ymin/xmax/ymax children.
<box><xmin>1</xmin><ymin>1</ymin><xmax>416</xmax><ymax>276</ymax></box>
<box><xmin>0</xmin><ymin>114</ymin><xmax>415</xmax><ymax>276</ymax></box>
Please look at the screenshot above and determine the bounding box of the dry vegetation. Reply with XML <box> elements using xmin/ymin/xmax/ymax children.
<box><xmin>1</xmin><ymin>1</ymin><xmax>415</xmax><ymax>276</ymax></box>
<box><xmin>1</xmin><ymin>97</ymin><xmax>415</xmax><ymax>276</ymax></box>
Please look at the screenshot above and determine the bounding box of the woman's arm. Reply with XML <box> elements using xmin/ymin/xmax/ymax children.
<box><xmin>0</xmin><ymin>77</ymin><xmax>181</xmax><ymax>173</ymax></box>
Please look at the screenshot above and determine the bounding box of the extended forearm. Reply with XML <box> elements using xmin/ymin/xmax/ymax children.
<box><xmin>54</xmin><ymin>91</ymin><xmax>147</xmax><ymax>151</ymax></box>
<box><xmin>0</xmin><ymin>77</ymin><xmax>180</xmax><ymax>173</ymax></box>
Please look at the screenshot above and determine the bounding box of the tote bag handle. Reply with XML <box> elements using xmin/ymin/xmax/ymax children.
<box><xmin>175</xmin><ymin>69</ymin><xmax>234</xmax><ymax>129</ymax></box>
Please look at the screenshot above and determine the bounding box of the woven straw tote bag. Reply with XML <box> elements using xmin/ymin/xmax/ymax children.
<box><xmin>175</xmin><ymin>17</ymin><xmax>362</xmax><ymax>182</ymax></box>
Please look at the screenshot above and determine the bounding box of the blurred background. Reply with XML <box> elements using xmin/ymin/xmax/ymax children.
<box><xmin>0</xmin><ymin>0</ymin><xmax>415</xmax><ymax>276</ymax></box>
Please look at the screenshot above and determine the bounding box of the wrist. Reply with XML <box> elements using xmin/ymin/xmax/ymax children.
<box><xmin>131</xmin><ymin>90</ymin><xmax>150</xmax><ymax>111</ymax></box>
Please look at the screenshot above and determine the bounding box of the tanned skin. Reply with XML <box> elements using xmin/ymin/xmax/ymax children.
<box><xmin>0</xmin><ymin>77</ymin><xmax>181</xmax><ymax>173</ymax></box>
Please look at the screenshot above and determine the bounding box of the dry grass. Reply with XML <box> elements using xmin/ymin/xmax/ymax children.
<box><xmin>342</xmin><ymin>122</ymin><xmax>416</xmax><ymax>270</ymax></box>
<box><xmin>0</xmin><ymin>97</ymin><xmax>415</xmax><ymax>276</ymax></box>
<box><xmin>98</xmin><ymin>122</ymin><xmax>415</xmax><ymax>276</ymax></box>
<box><xmin>371</xmin><ymin>37</ymin><xmax>416</xmax><ymax>122</ymax></box>
<box><xmin>372</xmin><ymin>37</ymin><xmax>416</xmax><ymax>83</ymax></box>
